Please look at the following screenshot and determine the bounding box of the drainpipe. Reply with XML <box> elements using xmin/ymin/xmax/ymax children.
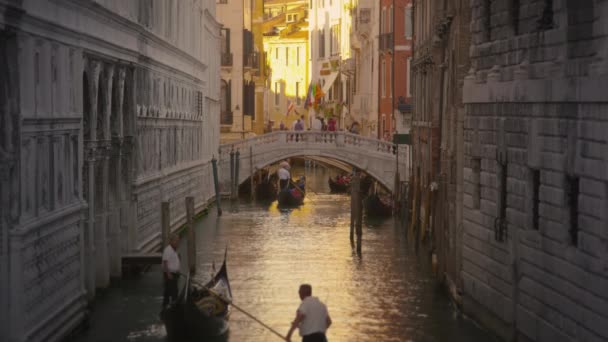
<box><xmin>392</xmin><ymin>0</ymin><xmax>396</xmax><ymax>136</ymax></box>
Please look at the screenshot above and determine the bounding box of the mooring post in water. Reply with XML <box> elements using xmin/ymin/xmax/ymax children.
<box><xmin>161</xmin><ymin>201</ymin><xmax>170</xmax><ymax>249</ymax></box>
<box><xmin>250</xmin><ymin>146</ymin><xmax>254</xmax><ymax>202</ymax></box>
<box><xmin>234</xmin><ymin>149</ymin><xmax>240</xmax><ymax>198</ymax></box>
<box><xmin>185</xmin><ymin>196</ymin><xmax>196</xmax><ymax>274</ymax></box>
<box><xmin>350</xmin><ymin>175</ymin><xmax>356</xmax><ymax>246</ymax></box>
<box><xmin>229</xmin><ymin>149</ymin><xmax>235</xmax><ymax>200</ymax></box>
<box><xmin>211</xmin><ymin>156</ymin><xmax>222</xmax><ymax>216</ymax></box>
<box><xmin>353</xmin><ymin>173</ymin><xmax>363</xmax><ymax>255</ymax></box>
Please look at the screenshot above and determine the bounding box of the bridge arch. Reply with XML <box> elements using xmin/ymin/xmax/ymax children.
<box><xmin>218</xmin><ymin>131</ymin><xmax>409</xmax><ymax>194</ymax></box>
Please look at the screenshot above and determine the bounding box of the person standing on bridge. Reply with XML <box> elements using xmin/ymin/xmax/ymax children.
<box><xmin>286</xmin><ymin>284</ymin><xmax>332</xmax><ymax>342</ymax></box>
<box><xmin>162</xmin><ymin>233</ymin><xmax>181</xmax><ymax>309</ymax></box>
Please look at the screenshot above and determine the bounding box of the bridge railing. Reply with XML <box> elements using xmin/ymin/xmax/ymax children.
<box><xmin>219</xmin><ymin>131</ymin><xmax>397</xmax><ymax>155</ymax></box>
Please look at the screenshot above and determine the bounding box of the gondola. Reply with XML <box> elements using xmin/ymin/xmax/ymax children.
<box><xmin>277</xmin><ymin>180</ymin><xmax>305</xmax><ymax>207</ymax></box>
<box><xmin>161</xmin><ymin>256</ymin><xmax>232</xmax><ymax>340</ymax></box>
<box><xmin>364</xmin><ymin>193</ymin><xmax>393</xmax><ymax>217</ymax></box>
<box><xmin>328</xmin><ymin>177</ymin><xmax>350</xmax><ymax>193</ymax></box>
<box><xmin>256</xmin><ymin>174</ymin><xmax>278</xmax><ymax>201</ymax></box>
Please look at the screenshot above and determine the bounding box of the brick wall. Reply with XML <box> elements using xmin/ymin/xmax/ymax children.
<box><xmin>463</xmin><ymin>1</ymin><xmax>608</xmax><ymax>341</ymax></box>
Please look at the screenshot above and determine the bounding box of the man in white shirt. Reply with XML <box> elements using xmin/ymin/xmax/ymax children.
<box><xmin>311</xmin><ymin>117</ymin><xmax>323</xmax><ymax>131</ymax></box>
<box><xmin>286</xmin><ymin>284</ymin><xmax>332</xmax><ymax>342</ymax></box>
<box><xmin>278</xmin><ymin>165</ymin><xmax>291</xmax><ymax>190</ymax></box>
<box><xmin>162</xmin><ymin>234</ymin><xmax>181</xmax><ymax>308</ymax></box>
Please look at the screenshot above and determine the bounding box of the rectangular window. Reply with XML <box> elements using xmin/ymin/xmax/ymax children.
<box><xmin>275</xmin><ymin>47</ymin><xmax>279</xmax><ymax>59</ymax></box>
<box><xmin>274</xmin><ymin>82</ymin><xmax>280</xmax><ymax>106</ymax></box>
<box><xmin>406</xmin><ymin>58</ymin><xmax>411</xmax><ymax>97</ymax></box>
<box><xmin>531</xmin><ymin>169</ymin><xmax>540</xmax><ymax>230</ymax></box>
<box><xmin>381</xmin><ymin>8</ymin><xmax>386</xmax><ymax>34</ymax></box>
<box><xmin>297</xmin><ymin>46</ymin><xmax>300</xmax><ymax>66</ymax></box>
<box><xmin>388</xmin><ymin>61</ymin><xmax>393</xmax><ymax>98</ymax></box>
<box><xmin>319</xmin><ymin>30</ymin><xmax>325</xmax><ymax>58</ymax></box>
<box><xmin>496</xmin><ymin>162</ymin><xmax>508</xmax><ymax>242</ymax></box>
<box><xmin>405</xmin><ymin>6</ymin><xmax>413</xmax><ymax>37</ymax></box>
<box><xmin>296</xmin><ymin>82</ymin><xmax>301</xmax><ymax>105</ymax></box>
<box><xmin>381</xmin><ymin>60</ymin><xmax>386</xmax><ymax>97</ymax></box>
<box><xmin>286</xmin><ymin>47</ymin><xmax>289</xmax><ymax>66</ymax></box>
<box><xmin>472</xmin><ymin>158</ymin><xmax>481</xmax><ymax>209</ymax></box>
<box><xmin>389</xmin><ymin>6</ymin><xmax>393</xmax><ymax>33</ymax></box>
<box><xmin>331</xmin><ymin>24</ymin><xmax>341</xmax><ymax>55</ymax></box>
<box><xmin>566</xmin><ymin>175</ymin><xmax>579</xmax><ymax>246</ymax></box>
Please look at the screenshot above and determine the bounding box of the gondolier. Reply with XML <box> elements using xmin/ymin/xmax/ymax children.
<box><xmin>286</xmin><ymin>284</ymin><xmax>332</xmax><ymax>342</ymax></box>
<box><xmin>162</xmin><ymin>234</ymin><xmax>181</xmax><ymax>309</ymax></box>
<box><xmin>278</xmin><ymin>161</ymin><xmax>291</xmax><ymax>190</ymax></box>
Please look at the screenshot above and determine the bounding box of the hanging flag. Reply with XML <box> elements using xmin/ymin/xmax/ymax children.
<box><xmin>304</xmin><ymin>84</ymin><xmax>313</xmax><ymax>109</ymax></box>
<box><xmin>313</xmin><ymin>82</ymin><xmax>325</xmax><ymax>109</ymax></box>
<box><xmin>286</xmin><ymin>100</ymin><xmax>295</xmax><ymax>116</ymax></box>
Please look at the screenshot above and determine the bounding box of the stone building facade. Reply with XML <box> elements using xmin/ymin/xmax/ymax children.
<box><xmin>217</xmin><ymin>0</ymin><xmax>261</xmax><ymax>142</ymax></box>
<box><xmin>350</xmin><ymin>0</ymin><xmax>379</xmax><ymax>137</ymax></box>
<box><xmin>410</xmin><ymin>0</ymin><xmax>470</xmax><ymax>301</ymax></box>
<box><xmin>378</xmin><ymin>0</ymin><xmax>412</xmax><ymax>140</ymax></box>
<box><xmin>0</xmin><ymin>1</ymin><xmax>221</xmax><ymax>341</ymax></box>
<box><xmin>462</xmin><ymin>1</ymin><xmax>608</xmax><ymax>341</ymax></box>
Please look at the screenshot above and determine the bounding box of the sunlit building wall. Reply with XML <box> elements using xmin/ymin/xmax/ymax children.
<box><xmin>350</xmin><ymin>0</ymin><xmax>379</xmax><ymax>137</ymax></box>
<box><xmin>217</xmin><ymin>0</ymin><xmax>260</xmax><ymax>142</ymax></box>
<box><xmin>263</xmin><ymin>1</ymin><xmax>310</xmax><ymax>130</ymax></box>
<box><xmin>309</xmin><ymin>0</ymin><xmax>353</xmax><ymax>129</ymax></box>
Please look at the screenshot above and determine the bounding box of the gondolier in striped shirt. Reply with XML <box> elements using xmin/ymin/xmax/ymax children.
<box><xmin>162</xmin><ymin>233</ymin><xmax>181</xmax><ymax>309</ymax></box>
<box><xmin>286</xmin><ymin>284</ymin><xmax>332</xmax><ymax>342</ymax></box>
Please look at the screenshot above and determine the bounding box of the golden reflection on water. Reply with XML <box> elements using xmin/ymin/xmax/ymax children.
<box><xmin>189</xmin><ymin>167</ymin><xmax>490</xmax><ymax>342</ymax></box>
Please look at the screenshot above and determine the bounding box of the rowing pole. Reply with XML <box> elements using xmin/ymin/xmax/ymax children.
<box><xmin>182</xmin><ymin>274</ymin><xmax>288</xmax><ymax>341</ymax></box>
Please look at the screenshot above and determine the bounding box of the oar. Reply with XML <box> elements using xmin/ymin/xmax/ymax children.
<box><xmin>183</xmin><ymin>274</ymin><xmax>288</xmax><ymax>341</ymax></box>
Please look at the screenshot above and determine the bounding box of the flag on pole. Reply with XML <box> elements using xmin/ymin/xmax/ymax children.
<box><xmin>314</xmin><ymin>82</ymin><xmax>325</xmax><ymax>109</ymax></box>
<box><xmin>304</xmin><ymin>84</ymin><xmax>313</xmax><ymax>109</ymax></box>
<box><xmin>286</xmin><ymin>100</ymin><xmax>295</xmax><ymax>115</ymax></box>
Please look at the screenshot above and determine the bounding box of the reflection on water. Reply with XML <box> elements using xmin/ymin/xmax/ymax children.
<box><xmin>75</xmin><ymin>166</ymin><xmax>493</xmax><ymax>342</ymax></box>
<box><xmin>191</xmin><ymin>166</ymin><xmax>491</xmax><ymax>342</ymax></box>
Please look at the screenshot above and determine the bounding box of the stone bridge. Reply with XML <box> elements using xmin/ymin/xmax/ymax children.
<box><xmin>218</xmin><ymin>131</ymin><xmax>410</xmax><ymax>193</ymax></box>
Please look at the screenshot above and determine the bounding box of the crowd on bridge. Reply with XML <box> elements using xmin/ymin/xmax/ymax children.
<box><xmin>268</xmin><ymin>115</ymin><xmax>365</xmax><ymax>136</ymax></box>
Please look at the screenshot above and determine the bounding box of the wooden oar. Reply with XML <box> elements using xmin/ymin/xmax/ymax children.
<box><xmin>183</xmin><ymin>274</ymin><xmax>288</xmax><ymax>341</ymax></box>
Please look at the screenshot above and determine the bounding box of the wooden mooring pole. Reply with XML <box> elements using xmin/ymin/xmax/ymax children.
<box><xmin>353</xmin><ymin>173</ymin><xmax>363</xmax><ymax>255</ymax></box>
<box><xmin>250</xmin><ymin>146</ymin><xmax>255</xmax><ymax>202</ymax></box>
<box><xmin>230</xmin><ymin>149</ymin><xmax>235</xmax><ymax>200</ymax></box>
<box><xmin>185</xmin><ymin>196</ymin><xmax>196</xmax><ymax>275</ymax></box>
<box><xmin>161</xmin><ymin>201</ymin><xmax>170</xmax><ymax>249</ymax></box>
<box><xmin>211</xmin><ymin>156</ymin><xmax>222</xmax><ymax>216</ymax></box>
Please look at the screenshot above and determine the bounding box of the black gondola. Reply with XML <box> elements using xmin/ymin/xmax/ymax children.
<box><xmin>161</xmin><ymin>257</ymin><xmax>232</xmax><ymax>340</ymax></box>
<box><xmin>277</xmin><ymin>180</ymin><xmax>305</xmax><ymax>207</ymax></box>
<box><xmin>256</xmin><ymin>174</ymin><xmax>278</xmax><ymax>201</ymax></box>
<box><xmin>364</xmin><ymin>193</ymin><xmax>393</xmax><ymax>217</ymax></box>
<box><xmin>328</xmin><ymin>177</ymin><xmax>350</xmax><ymax>193</ymax></box>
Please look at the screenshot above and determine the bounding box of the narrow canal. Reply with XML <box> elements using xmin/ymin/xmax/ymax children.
<box><xmin>73</xmin><ymin>166</ymin><xmax>494</xmax><ymax>342</ymax></box>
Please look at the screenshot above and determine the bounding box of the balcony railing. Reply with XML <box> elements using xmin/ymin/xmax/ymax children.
<box><xmin>221</xmin><ymin>52</ymin><xmax>233</xmax><ymax>66</ymax></box>
<box><xmin>379</xmin><ymin>33</ymin><xmax>393</xmax><ymax>51</ymax></box>
<box><xmin>244</xmin><ymin>52</ymin><xmax>259</xmax><ymax>69</ymax></box>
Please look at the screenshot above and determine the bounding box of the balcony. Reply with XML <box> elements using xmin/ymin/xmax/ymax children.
<box><xmin>244</xmin><ymin>52</ymin><xmax>259</xmax><ymax>69</ymax></box>
<box><xmin>379</xmin><ymin>33</ymin><xmax>393</xmax><ymax>51</ymax></box>
<box><xmin>221</xmin><ymin>52</ymin><xmax>233</xmax><ymax>67</ymax></box>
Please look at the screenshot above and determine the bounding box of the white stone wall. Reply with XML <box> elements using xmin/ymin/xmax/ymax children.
<box><xmin>0</xmin><ymin>1</ymin><xmax>221</xmax><ymax>341</ymax></box>
<box><xmin>463</xmin><ymin>1</ymin><xmax>608</xmax><ymax>341</ymax></box>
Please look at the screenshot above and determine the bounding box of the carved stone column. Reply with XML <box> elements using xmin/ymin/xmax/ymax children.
<box><xmin>84</xmin><ymin>146</ymin><xmax>96</xmax><ymax>300</ymax></box>
<box><xmin>95</xmin><ymin>64</ymin><xmax>114</xmax><ymax>288</ymax></box>
<box><xmin>86</xmin><ymin>60</ymin><xmax>101</xmax><ymax>141</ymax></box>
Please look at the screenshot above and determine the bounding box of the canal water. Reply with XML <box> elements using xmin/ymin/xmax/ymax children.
<box><xmin>73</xmin><ymin>166</ymin><xmax>494</xmax><ymax>342</ymax></box>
